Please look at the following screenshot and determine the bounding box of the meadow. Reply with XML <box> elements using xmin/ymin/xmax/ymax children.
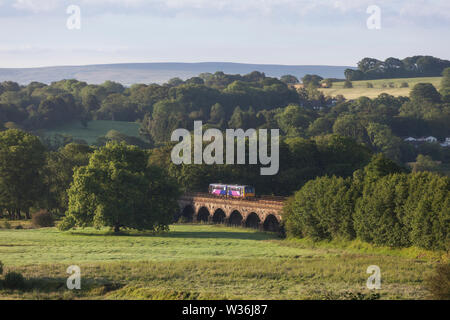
<box><xmin>319</xmin><ymin>76</ymin><xmax>442</xmax><ymax>99</ymax></box>
<box><xmin>0</xmin><ymin>224</ymin><xmax>442</xmax><ymax>300</ymax></box>
<box><xmin>42</xmin><ymin>120</ymin><xmax>141</xmax><ymax>145</ymax></box>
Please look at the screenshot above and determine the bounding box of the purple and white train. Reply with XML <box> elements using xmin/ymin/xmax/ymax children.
<box><xmin>208</xmin><ymin>184</ymin><xmax>256</xmax><ymax>199</ymax></box>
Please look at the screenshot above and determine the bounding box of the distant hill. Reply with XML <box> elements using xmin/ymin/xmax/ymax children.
<box><xmin>0</xmin><ymin>62</ymin><xmax>354</xmax><ymax>86</ymax></box>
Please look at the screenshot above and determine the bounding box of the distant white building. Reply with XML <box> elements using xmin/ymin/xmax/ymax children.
<box><xmin>440</xmin><ymin>137</ymin><xmax>450</xmax><ymax>147</ymax></box>
<box><xmin>424</xmin><ymin>136</ymin><xmax>438</xmax><ymax>143</ymax></box>
<box><xmin>416</xmin><ymin>136</ymin><xmax>438</xmax><ymax>143</ymax></box>
<box><xmin>404</xmin><ymin>137</ymin><xmax>417</xmax><ymax>142</ymax></box>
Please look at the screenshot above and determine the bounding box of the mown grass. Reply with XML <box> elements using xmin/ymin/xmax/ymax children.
<box><xmin>0</xmin><ymin>224</ymin><xmax>441</xmax><ymax>300</ymax></box>
<box><xmin>42</xmin><ymin>120</ymin><xmax>141</xmax><ymax>145</ymax></box>
<box><xmin>320</xmin><ymin>76</ymin><xmax>442</xmax><ymax>99</ymax></box>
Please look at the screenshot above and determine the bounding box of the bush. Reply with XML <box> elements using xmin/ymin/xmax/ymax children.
<box><xmin>400</xmin><ymin>82</ymin><xmax>409</xmax><ymax>88</ymax></box>
<box><xmin>366</xmin><ymin>83</ymin><xmax>374</xmax><ymax>88</ymax></box>
<box><xmin>285</xmin><ymin>176</ymin><xmax>357</xmax><ymax>241</ymax></box>
<box><xmin>425</xmin><ymin>263</ymin><xmax>450</xmax><ymax>300</ymax></box>
<box><xmin>343</xmin><ymin>80</ymin><xmax>353</xmax><ymax>88</ymax></box>
<box><xmin>0</xmin><ymin>261</ymin><xmax>3</xmax><ymax>275</ymax></box>
<box><xmin>3</xmin><ymin>272</ymin><xmax>26</xmax><ymax>290</ymax></box>
<box><xmin>354</xmin><ymin>174</ymin><xmax>411</xmax><ymax>247</ymax></box>
<box><xmin>3</xmin><ymin>221</ymin><xmax>11</xmax><ymax>229</ymax></box>
<box><xmin>32</xmin><ymin>210</ymin><xmax>54</xmax><ymax>228</ymax></box>
<box><xmin>354</xmin><ymin>171</ymin><xmax>449</xmax><ymax>250</ymax></box>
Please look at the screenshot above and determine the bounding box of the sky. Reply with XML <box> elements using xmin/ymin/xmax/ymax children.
<box><xmin>0</xmin><ymin>0</ymin><xmax>449</xmax><ymax>68</ymax></box>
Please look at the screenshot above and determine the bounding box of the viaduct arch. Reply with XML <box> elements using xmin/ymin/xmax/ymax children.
<box><xmin>178</xmin><ymin>193</ymin><xmax>285</xmax><ymax>232</ymax></box>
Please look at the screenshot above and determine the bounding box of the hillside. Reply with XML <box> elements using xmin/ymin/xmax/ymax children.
<box><xmin>0</xmin><ymin>62</ymin><xmax>353</xmax><ymax>86</ymax></box>
<box><xmin>319</xmin><ymin>76</ymin><xmax>442</xmax><ymax>99</ymax></box>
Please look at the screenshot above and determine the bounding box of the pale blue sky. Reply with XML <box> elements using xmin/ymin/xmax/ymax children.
<box><xmin>0</xmin><ymin>0</ymin><xmax>449</xmax><ymax>68</ymax></box>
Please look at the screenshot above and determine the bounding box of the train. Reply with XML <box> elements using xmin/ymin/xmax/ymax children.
<box><xmin>208</xmin><ymin>184</ymin><xmax>256</xmax><ymax>199</ymax></box>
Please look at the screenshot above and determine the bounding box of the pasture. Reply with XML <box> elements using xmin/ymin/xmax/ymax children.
<box><xmin>0</xmin><ymin>224</ymin><xmax>441</xmax><ymax>300</ymax></box>
<box><xmin>319</xmin><ymin>76</ymin><xmax>442</xmax><ymax>99</ymax></box>
<box><xmin>43</xmin><ymin>120</ymin><xmax>141</xmax><ymax>145</ymax></box>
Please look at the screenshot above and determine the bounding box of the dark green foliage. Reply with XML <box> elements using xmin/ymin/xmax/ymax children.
<box><xmin>354</xmin><ymin>174</ymin><xmax>411</xmax><ymax>247</ymax></box>
<box><xmin>0</xmin><ymin>129</ymin><xmax>46</xmax><ymax>219</ymax></box>
<box><xmin>355</xmin><ymin>171</ymin><xmax>449</xmax><ymax>250</ymax></box>
<box><xmin>284</xmin><ymin>176</ymin><xmax>357</xmax><ymax>240</ymax></box>
<box><xmin>345</xmin><ymin>55</ymin><xmax>450</xmax><ymax>80</ymax></box>
<box><xmin>440</xmin><ymin>67</ymin><xmax>450</xmax><ymax>102</ymax></box>
<box><xmin>60</xmin><ymin>142</ymin><xmax>181</xmax><ymax>232</ymax></box>
<box><xmin>3</xmin><ymin>272</ymin><xmax>26</xmax><ymax>290</ymax></box>
<box><xmin>32</xmin><ymin>210</ymin><xmax>54</xmax><ymax>228</ymax></box>
<box><xmin>280</xmin><ymin>75</ymin><xmax>299</xmax><ymax>84</ymax></box>
<box><xmin>425</xmin><ymin>263</ymin><xmax>450</xmax><ymax>300</ymax></box>
<box><xmin>301</xmin><ymin>74</ymin><xmax>323</xmax><ymax>87</ymax></box>
<box><xmin>410</xmin><ymin>83</ymin><xmax>441</xmax><ymax>103</ymax></box>
<box><xmin>0</xmin><ymin>260</ymin><xmax>3</xmax><ymax>275</ymax></box>
<box><xmin>343</xmin><ymin>80</ymin><xmax>353</xmax><ymax>88</ymax></box>
<box><xmin>285</xmin><ymin>154</ymin><xmax>449</xmax><ymax>250</ymax></box>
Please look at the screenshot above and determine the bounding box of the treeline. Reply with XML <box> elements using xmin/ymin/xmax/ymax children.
<box><xmin>149</xmin><ymin>134</ymin><xmax>372</xmax><ymax>196</ymax></box>
<box><xmin>284</xmin><ymin>154</ymin><xmax>449</xmax><ymax>250</ymax></box>
<box><xmin>345</xmin><ymin>56</ymin><xmax>450</xmax><ymax>81</ymax></box>
<box><xmin>0</xmin><ymin>72</ymin><xmax>301</xmax><ymax>132</ymax></box>
<box><xmin>0</xmin><ymin>129</ymin><xmax>178</xmax><ymax>233</ymax></box>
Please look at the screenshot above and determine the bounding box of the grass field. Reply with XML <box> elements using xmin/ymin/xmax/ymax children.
<box><xmin>319</xmin><ymin>77</ymin><xmax>442</xmax><ymax>99</ymax></box>
<box><xmin>43</xmin><ymin>120</ymin><xmax>141</xmax><ymax>145</ymax></box>
<box><xmin>0</xmin><ymin>224</ymin><xmax>443</xmax><ymax>300</ymax></box>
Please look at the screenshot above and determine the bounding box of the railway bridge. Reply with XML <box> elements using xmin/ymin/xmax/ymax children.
<box><xmin>178</xmin><ymin>193</ymin><xmax>285</xmax><ymax>232</ymax></box>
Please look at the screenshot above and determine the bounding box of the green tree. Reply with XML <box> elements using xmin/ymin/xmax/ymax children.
<box><xmin>440</xmin><ymin>67</ymin><xmax>450</xmax><ymax>102</ymax></box>
<box><xmin>332</xmin><ymin>114</ymin><xmax>367</xmax><ymax>144</ymax></box>
<box><xmin>410</xmin><ymin>83</ymin><xmax>441</xmax><ymax>103</ymax></box>
<box><xmin>0</xmin><ymin>129</ymin><xmax>46</xmax><ymax>219</ymax></box>
<box><xmin>280</xmin><ymin>75</ymin><xmax>299</xmax><ymax>85</ymax></box>
<box><xmin>43</xmin><ymin>143</ymin><xmax>93</xmax><ymax>213</ymax></box>
<box><xmin>343</xmin><ymin>80</ymin><xmax>353</xmax><ymax>88</ymax></box>
<box><xmin>284</xmin><ymin>176</ymin><xmax>356</xmax><ymax>240</ymax></box>
<box><xmin>60</xmin><ymin>142</ymin><xmax>180</xmax><ymax>233</ymax></box>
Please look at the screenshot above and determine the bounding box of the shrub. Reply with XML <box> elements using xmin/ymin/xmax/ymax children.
<box><xmin>366</xmin><ymin>83</ymin><xmax>374</xmax><ymax>88</ymax></box>
<box><xmin>32</xmin><ymin>210</ymin><xmax>54</xmax><ymax>228</ymax></box>
<box><xmin>354</xmin><ymin>174</ymin><xmax>411</xmax><ymax>247</ymax></box>
<box><xmin>0</xmin><ymin>261</ymin><xmax>3</xmax><ymax>275</ymax></box>
<box><xmin>343</xmin><ymin>80</ymin><xmax>353</xmax><ymax>88</ymax></box>
<box><xmin>425</xmin><ymin>263</ymin><xmax>450</xmax><ymax>300</ymax></box>
<box><xmin>285</xmin><ymin>176</ymin><xmax>356</xmax><ymax>241</ymax></box>
<box><xmin>3</xmin><ymin>272</ymin><xmax>26</xmax><ymax>290</ymax></box>
<box><xmin>400</xmin><ymin>82</ymin><xmax>409</xmax><ymax>88</ymax></box>
<box><xmin>3</xmin><ymin>221</ymin><xmax>11</xmax><ymax>229</ymax></box>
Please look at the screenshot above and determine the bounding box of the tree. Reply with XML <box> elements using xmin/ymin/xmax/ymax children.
<box><xmin>43</xmin><ymin>143</ymin><xmax>93</xmax><ymax>213</ymax></box>
<box><xmin>410</xmin><ymin>83</ymin><xmax>441</xmax><ymax>103</ymax></box>
<box><xmin>209</xmin><ymin>103</ymin><xmax>225</xmax><ymax>124</ymax></box>
<box><xmin>301</xmin><ymin>74</ymin><xmax>323</xmax><ymax>87</ymax></box>
<box><xmin>412</xmin><ymin>154</ymin><xmax>440</xmax><ymax>173</ymax></box>
<box><xmin>284</xmin><ymin>176</ymin><xmax>356</xmax><ymax>240</ymax></box>
<box><xmin>440</xmin><ymin>67</ymin><xmax>450</xmax><ymax>102</ymax></box>
<box><xmin>60</xmin><ymin>142</ymin><xmax>180</xmax><ymax>233</ymax></box>
<box><xmin>343</xmin><ymin>80</ymin><xmax>353</xmax><ymax>88</ymax></box>
<box><xmin>362</xmin><ymin>153</ymin><xmax>404</xmax><ymax>184</ymax></box>
<box><xmin>332</xmin><ymin>114</ymin><xmax>367</xmax><ymax>144</ymax></box>
<box><xmin>280</xmin><ymin>75</ymin><xmax>299</xmax><ymax>85</ymax></box>
<box><xmin>0</xmin><ymin>129</ymin><xmax>46</xmax><ymax>219</ymax></box>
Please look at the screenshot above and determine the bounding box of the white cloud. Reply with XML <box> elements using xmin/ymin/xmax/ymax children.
<box><xmin>6</xmin><ymin>0</ymin><xmax>450</xmax><ymax>21</ymax></box>
<box><xmin>13</xmin><ymin>0</ymin><xmax>59</xmax><ymax>12</ymax></box>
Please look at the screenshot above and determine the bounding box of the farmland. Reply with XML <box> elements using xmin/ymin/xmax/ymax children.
<box><xmin>319</xmin><ymin>76</ymin><xmax>442</xmax><ymax>99</ymax></box>
<box><xmin>0</xmin><ymin>224</ymin><xmax>441</xmax><ymax>300</ymax></box>
<box><xmin>42</xmin><ymin>120</ymin><xmax>141</xmax><ymax>145</ymax></box>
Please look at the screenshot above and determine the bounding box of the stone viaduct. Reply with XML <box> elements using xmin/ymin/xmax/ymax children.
<box><xmin>178</xmin><ymin>193</ymin><xmax>285</xmax><ymax>232</ymax></box>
